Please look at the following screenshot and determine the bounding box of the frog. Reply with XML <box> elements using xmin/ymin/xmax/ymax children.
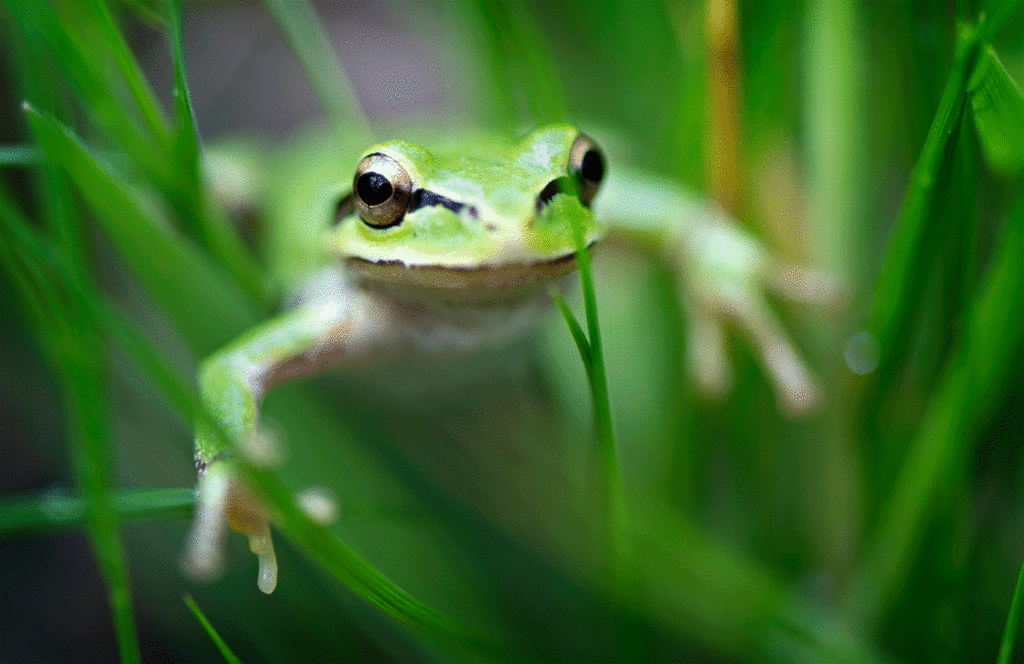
<box><xmin>185</xmin><ymin>123</ymin><xmax>836</xmax><ymax>594</ymax></box>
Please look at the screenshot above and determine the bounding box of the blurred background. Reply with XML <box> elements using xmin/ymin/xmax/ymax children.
<box><xmin>2</xmin><ymin>1</ymin><xmax>1023</xmax><ymax>662</ymax></box>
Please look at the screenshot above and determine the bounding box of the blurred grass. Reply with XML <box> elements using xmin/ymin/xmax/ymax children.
<box><xmin>1</xmin><ymin>1</ymin><xmax>1023</xmax><ymax>662</ymax></box>
<box><xmin>0</xmin><ymin>487</ymin><xmax>195</xmax><ymax>533</ymax></box>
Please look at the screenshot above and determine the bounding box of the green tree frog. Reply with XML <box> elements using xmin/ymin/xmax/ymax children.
<box><xmin>186</xmin><ymin>123</ymin><xmax>835</xmax><ymax>593</ymax></box>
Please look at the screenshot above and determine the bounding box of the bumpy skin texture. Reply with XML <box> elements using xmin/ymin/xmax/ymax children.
<box><xmin>190</xmin><ymin>124</ymin><xmax>835</xmax><ymax>592</ymax></box>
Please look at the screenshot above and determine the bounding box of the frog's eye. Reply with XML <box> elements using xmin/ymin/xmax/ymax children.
<box><xmin>536</xmin><ymin>134</ymin><xmax>606</xmax><ymax>211</ymax></box>
<box><xmin>353</xmin><ymin>153</ymin><xmax>413</xmax><ymax>228</ymax></box>
<box><xmin>568</xmin><ymin>133</ymin><xmax>605</xmax><ymax>207</ymax></box>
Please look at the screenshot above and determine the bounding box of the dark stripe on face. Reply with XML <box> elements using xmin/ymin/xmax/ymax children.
<box><xmin>407</xmin><ymin>189</ymin><xmax>479</xmax><ymax>219</ymax></box>
<box><xmin>334</xmin><ymin>193</ymin><xmax>354</xmax><ymax>224</ymax></box>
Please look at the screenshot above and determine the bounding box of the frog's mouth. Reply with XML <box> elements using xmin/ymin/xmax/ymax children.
<box><xmin>346</xmin><ymin>247</ymin><xmax>588</xmax><ymax>293</ymax></box>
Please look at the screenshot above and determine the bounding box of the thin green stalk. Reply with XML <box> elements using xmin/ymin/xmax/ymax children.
<box><xmin>998</xmin><ymin>554</ymin><xmax>1024</xmax><ymax>664</ymax></box>
<box><xmin>573</xmin><ymin>226</ymin><xmax>626</xmax><ymax>576</ymax></box>
<box><xmin>0</xmin><ymin>488</ymin><xmax>196</xmax><ymax>534</ymax></box>
<box><xmin>553</xmin><ymin>208</ymin><xmax>627</xmax><ymax>594</ymax></box>
<box><xmin>183</xmin><ymin>595</ymin><xmax>243</xmax><ymax>664</ymax></box>
<box><xmin>551</xmin><ymin>291</ymin><xmax>593</xmax><ymax>377</ymax></box>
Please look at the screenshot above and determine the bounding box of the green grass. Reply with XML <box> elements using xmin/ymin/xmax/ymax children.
<box><xmin>1</xmin><ymin>1</ymin><xmax>1023</xmax><ymax>662</ymax></box>
<box><xmin>184</xmin><ymin>594</ymin><xmax>243</xmax><ymax>664</ymax></box>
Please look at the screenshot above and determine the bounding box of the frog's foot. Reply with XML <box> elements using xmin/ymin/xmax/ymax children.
<box><xmin>184</xmin><ymin>461</ymin><xmax>278</xmax><ymax>594</ymax></box>
<box><xmin>689</xmin><ymin>279</ymin><xmax>821</xmax><ymax>415</ymax></box>
<box><xmin>673</xmin><ymin>214</ymin><xmax>842</xmax><ymax>416</ymax></box>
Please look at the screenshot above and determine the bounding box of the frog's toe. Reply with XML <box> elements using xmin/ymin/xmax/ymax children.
<box><xmin>764</xmin><ymin>262</ymin><xmax>846</xmax><ymax>307</ymax></box>
<box><xmin>183</xmin><ymin>463</ymin><xmax>231</xmax><ymax>582</ymax></box>
<box><xmin>184</xmin><ymin>461</ymin><xmax>279</xmax><ymax>593</ymax></box>
<box><xmin>685</xmin><ymin>307</ymin><xmax>734</xmax><ymax>399</ymax></box>
<box><xmin>724</xmin><ymin>289</ymin><xmax>821</xmax><ymax>416</ymax></box>
<box><xmin>246</xmin><ymin>522</ymin><xmax>278</xmax><ymax>594</ymax></box>
<box><xmin>760</xmin><ymin>337</ymin><xmax>820</xmax><ymax>415</ymax></box>
<box><xmin>225</xmin><ymin>479</ymin><xmax>278</xmax><ymax>594</ymax></box>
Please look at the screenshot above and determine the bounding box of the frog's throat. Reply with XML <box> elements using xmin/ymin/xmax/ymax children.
<box><xmin>345</xmin><ymin>247</ymin><xmax>589</xmax><ymax>292</ymax></box>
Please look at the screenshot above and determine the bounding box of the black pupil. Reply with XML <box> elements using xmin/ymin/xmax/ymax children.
<box><xmin>581</xmin><ymin>149</ymin><xmax>604</xmax><ymax>183</ymax></box>
<box><xmin>357</xmin><ymin>172</ymin><xmax>393</xmax><ymax>206</ymax></box>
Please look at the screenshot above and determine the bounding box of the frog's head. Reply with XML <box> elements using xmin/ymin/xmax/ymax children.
<box><xmin>326</xmin><ymin>124</ymin><xmax>604</xmax><ymax>292</ymax></box>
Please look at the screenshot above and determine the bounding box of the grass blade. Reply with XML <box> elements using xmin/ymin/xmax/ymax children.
<box><xmin>0</xmin><ymin>145</ymin><xmax>44</xmax><ymax>167</ymax></box>
<box><xmin>0</xmin><ymin>185</ymin><xmax>501</xmax><ymax>660</ymax></box>
<box><xmin>551</xmin><ymin>290</ymin><xmax>593</xmax><ymax>373</ymax></box>
<box><xmin>847</xmin><ymin>195</ymin><xmax>1024</xmax><ymax>623</ymax></box>
<box><xmin>165</xmin><ymin>0</ymin><xmax>266</xmax><ymax>303</ymax></box>
<box><xmin>968</xmin><ymin>44</ymin><xmax>1024</xmax><ymax>173</ymax></box>
<box><xmin>998</xmin><ymin>554</ymin><xmax>1024</xmax><ymax>664</ymax></box>
<box><xmin>0</xmin><ymin>195</ymin><xmax>141</xmax><ymax>664</ymax></box>
<box><xmin>556</xmin><ymin>197</ymin><xmax>628</xmax><ymax>605</ymax></box>
<box><xmin>66</xmin><ymin>346</ymin><xmax>142</xmax><ymax>664</ymax></box>
<box><xmin>6</xmin><ymin>1</ymin><xmax>168</xmax><ymax>182</ymax></box>
<box><xmin>183</xmin><ymin>595</ymin><xmax>243</xmax><ymax>664</ymax></box>
<box><xmin>868</xmin><ymin>24</ymin><xmax>980</xmax><ymax>367</ymax></box>
<box><xmin>263</xmin><ymin>0</ymin><xmax>371</xmax><ymax>141</ymax></box>
<box><xmin>24</xmin><ymin>104</ymin><xmax>258</xmax><ymax>352</ymax></box>
<box><xmin>88</xmin><ymin>0</ymin><xmax>169</xmax><ymax>150</ymax></box>
<box><xmin>0</xmin><ymin>488</ymin><xmax>195</xmax><ymax>535</ymax></box>
<box><xmin>236</xmin><ymin>463</ymin><xmax>500</xmax><ymax>656</ymax></box>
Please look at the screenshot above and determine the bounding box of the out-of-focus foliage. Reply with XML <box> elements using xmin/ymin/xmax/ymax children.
<box><xmin>1</xmin><ymin>1</ymin><xmax>1022</xmax><ymax>662</ymax></box>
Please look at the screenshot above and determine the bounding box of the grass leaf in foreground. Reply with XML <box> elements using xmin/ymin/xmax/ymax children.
<box><xmin>165</xmin><ymin>0</ymin><xmax>266</xmax><ymax>304</ymax></box>
<box><xmin>868</xmin><ymin>23</ymin><xmax>980</xmax><ymax>368</ymax></box>
<box><xmin>87</xmin><ymin>0</ymin><xmax>169</xmax><ymax>150</ymax></box>
<box><xmin>23</xmin><ymin>104</ymin><xmax>257</xmax><ymax>353</ymax></box>
<box><xmin>5</xmin><ymin>1</ymin><xmax>168</xmax><ymax>182</ymax></box>
<box><xmin>0</xmin><ymin>190</ymin><xmax>141</xmax><ymax>664</ymax></box>
<box><xmin>0</xmin><ymin>191</ymin><xmax>500</xmax><ymax>660</ymax></box>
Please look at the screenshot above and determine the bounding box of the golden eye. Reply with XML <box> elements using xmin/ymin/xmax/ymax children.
<box><xmin>568</xmin><ymin>133</ymin><xmax>605</xmax><ymax>207</ymax></box>
<box><xmin>353</xmin><ymin>153</ymin><xmax>413</xmax><ymax>228</ymax></box>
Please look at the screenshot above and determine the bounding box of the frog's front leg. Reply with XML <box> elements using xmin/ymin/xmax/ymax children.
<box><xmin>596</xmin><ymin>167</ymin><xmax>841</xmax><ymax>415</ymax></box>
<box><xmin>185</xmin><ymin>283</ymin><xmax>399</xmax><ymax>593</ymax></box>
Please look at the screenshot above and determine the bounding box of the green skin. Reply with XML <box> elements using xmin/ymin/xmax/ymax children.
<box><xmin>188</xmin><ymin>123</ymin><xmax>831</xmax><ymax>593</ymax></box>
